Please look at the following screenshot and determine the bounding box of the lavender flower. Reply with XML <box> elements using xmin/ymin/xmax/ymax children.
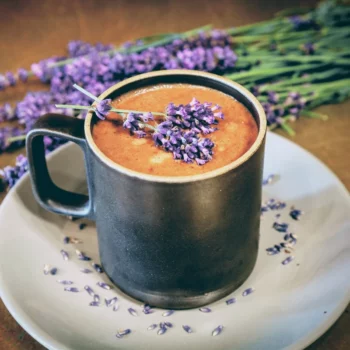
<box><xmin>123</xmin><ymin>112</ymin><xmax>154</xmax><ymax>134</ymax></box>
<box><xmin>162</xmin><ymin>310</ymin><xmax>174</xmax><ymax>317</ymax></box>
<box><xmin>57</xmin><ymin>280</ymin><xmax>74</xmax><ymax>285</ymax></box>
<box><xmin>128</xmin><ymin>307</ymin><xmax>138</xmax><ymax>316</ymax></box>
<box><xmin>95</xmin><ymin>99</ymin><xmax>112</xmax><ymax>120</ymax></box>
<box><xmin>5</xmin><ymin>72</ymin><xmax>16</xmax><ymax>86</ymax></box>
<box><xmin>18</xmin><ymin>68</ymin><xmax>28</xmax><ymax>82</ymax></box>
<box><xmin>105</xmin><ymin>297</ymin><xmax>118</xmax><ymax>307</ymax></box>
<box><xmin>282</xmin><ymin>256</ymin><xmax>295</xmax><ymax>265</ymax></box>
<box><xmin>64</xmin><ymin>287</ymin><xmax>79</xmax><ymax>292</ymax></box>
<box><xmin>0</xmin><ymin>154</ymin><xmax>27</xmax><ymax>188</ymax></box>
<box><xmin>166</xmin><ymin>98</ymin><xmax>223</xmax><ymax>134</ymax></box>
<box><xmin>97</xmin><ymin>281</ymin><xmax>112</xmax><ymax>290</ymax></box>
<box><xmin>199</xmin><ymin>307</ymin><xmax>212</xmax><ymax>313</ymax></box>
<box><xmin>147</xmin><ymin>324</ymin><xmax>158</xmax><ymax>331</ymax></box>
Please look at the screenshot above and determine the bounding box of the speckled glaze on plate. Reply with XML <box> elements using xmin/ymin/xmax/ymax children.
<box><xmin>0</xmin><ymin>131</ymin><xmax>349</xmax><ymax>350</ymax></box>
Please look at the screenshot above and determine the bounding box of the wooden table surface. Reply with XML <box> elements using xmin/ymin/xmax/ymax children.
<box><xmin>0</xmin><ymin>0</ymin><xmax>349</xmax><ymax>349</ymax></box>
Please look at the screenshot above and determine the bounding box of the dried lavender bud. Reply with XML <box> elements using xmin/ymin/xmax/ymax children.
<box><xmin>290</xmin><ymin>209</ymin><xmax>303</xmax><ymax>220</ymax></box>
<box><xmin>242</xmin><ymin>287</ymin><xmax>254</xmax><ymax>296</ymax></box>
<box><xmin>60</xmin><ymin>249</ymin><xmax>69</xmax><ymax>261</ymax></box>
<box><xmin>92</xmin><ymin>262</ymin><xmax>104</xmax><ymax>273</ymax></box>
<box><xmin>95</xmin><ymin>99</ymin><xmax>112</xmax><ymax>120</ymax></box>
<box><xmin>182</xmin><ymin>325</ymin><xmax>193</xmax><ymax>333</ymax></box>
<box><xmin>63</xmin><ymin>236</ymin><xmax>70</xmax><ymax>244</ymax></box>
<box><xmin>273</xmin><ymin>222</ymin><xmax>289</xmax><ymax>233</ymax></box>
<box><xmin>79</xmin><ymin>223</ymin><xmax>87</xmax><ymax>230</ymax></box>
<box><xmin>97</xmin><ymin>281</ymin><xmax>112</xmax><ymax>290</ymax></box>
<box><xmin>212</xmin><ymin>325</ymin><xmax>224</xmax><ymax>336</ymax></box>
<box><xmin>226</xmin><ymin>297</ymin><xmax>236</xmax><ymax>305</ymax></box>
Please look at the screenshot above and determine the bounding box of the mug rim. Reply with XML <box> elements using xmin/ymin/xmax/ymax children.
<box><xmin>84</xmin><ymin>70</ymin><xmax>267</xmax><ymax>183</ymax></box>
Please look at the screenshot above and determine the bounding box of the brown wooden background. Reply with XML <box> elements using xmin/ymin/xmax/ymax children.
<box><xmin>0</xmin><ymin>0</ymin><xmax>349</xmax><ymax>349</ymax></box>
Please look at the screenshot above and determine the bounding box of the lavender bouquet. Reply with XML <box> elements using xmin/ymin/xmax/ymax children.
<box><xmin>0</xmin><ymin>0</ymin><xmax>349</xmax><ymax>191</ymax></box>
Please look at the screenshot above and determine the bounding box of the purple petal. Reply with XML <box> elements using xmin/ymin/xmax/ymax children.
<box><xmin>93</xmin><ymin>294</ymin><xmax>100</xmax><ymax>303</ymax></box>
<box><xmin>113</xmin><ymin>304</ymin><xmax>119</xmax><ymax>312</ymax></box>
<box><xmin>162</xmin><ymin>310</ymin><xmax>174</xmax><ymax>317</ymax></box>
<box><xmin>63</xmin><ymin>236</ymin><xmax>70</xmax><ymax>244</ymax></box>
<box><xmin>212</xmin><ymin>325</ymin><xmax>224</xmax><ymax>336</ymax></box>
<box><xmin>64</xmin><ymin>287</ymin><xmax>79</xmax><ymax>292</ymax></box>
<box><xmin>282</xmin><ymin>256</ymin><xmax>295</xmax><ymax>265</ymax></box>
<box><xmin>97</xmin><ymin>281</ymin><xmax>112</xmax><ymax>290</ymax></box>
<box><xmin>182</xmin><ymin>325</ymin><xmax>193</xmax><ymax>333</ymax></box>
<box><xmin>128</xmin><ymin>307</ymin><xmax>138</xmax><ymax>316</ymax></box>
<box><xmin>89</xmin><ymin>301</ymin><xmax>100</xmax><ymax>306</ymax></box>
<box><xmin>242</xmin><ymin>287</ymin><xmax>254</xmax><ymax>297</ymax></box>
<box><xmin>157</xmin><ymin>327</ymin><xmax>167</xmax><ymax>335</ymax></box>
<box><xmin>226</xmin><ymin>297</ymin><xmax>236</xmax><ymax>305</ymax></box>
<box><xmin>60</xmin><ymin>249</ymin><xmax>69</xmax><ymax>261</ymax></box>
<box><xmin>57</xmin><ymin>280</ymin><xmax>74</xmax><ymax>285</ymax></box>
<box><xmin>84</xmin><ymin>285</ymin><xmax>95</xmax><ymax>296</ymax></box>
<box><xmin>147</xmin><ymin>324</ymin><xmax>158</xmax><ymax>331</ymax></box>
<box><xmin>92</xmin><ymin>263</ymin><xmax>104</xmax><ymax>273</ymax></box>
<box><xmin>199</xmin><ymin>307</ymin><xmax>212</xmax><ymax>313</ymax></box>
<box><xmin>105</xmin><ymin>297</ymin><xmax>118</xmax><ymax>307</ymax></box>
<box><xmin>80</xmin><ymin>268</ymin><xmax>93</xmax><ymax>274</ymax></box>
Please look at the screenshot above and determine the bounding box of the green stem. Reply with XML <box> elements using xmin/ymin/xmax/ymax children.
<box><xmin>302</xmin><ymin>110</ymin><xmax>328</xmax><ymax>120</ymax></box>
<box><xmin>110</xmin><ymin>108</ymin><xmax>166</xmax><ymax>117</ymax></box>
<box><xmin>7</xmin><ymin>135</ymin><xmax>26</xmax><ymax>143</ymax></box>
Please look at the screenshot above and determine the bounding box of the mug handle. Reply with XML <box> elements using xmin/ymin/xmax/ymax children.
<box><xmin>26</xmin><ymin>113</ymin><xmax>94</xmax><ymax>219</ymax></box>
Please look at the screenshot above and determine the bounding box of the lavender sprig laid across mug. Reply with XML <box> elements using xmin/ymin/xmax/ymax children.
<box><xmin>55</xmin><ymin>84</ymin><xmax>224</xmax><ymax>166</ymax></box>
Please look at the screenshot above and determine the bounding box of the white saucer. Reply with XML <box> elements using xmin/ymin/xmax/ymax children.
<box><xmin>0</xmin><ymin>132</ymin><xmax>349</xmax><ymax>350</ymax></box>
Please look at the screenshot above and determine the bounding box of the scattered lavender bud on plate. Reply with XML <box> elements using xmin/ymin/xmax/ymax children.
<box><xmin>84</xmin><ymin>285</ymin><xmax>95</xmax><ymax>296</ymax></box>
<box><xmin>284</xmin><ymin>233</ymin><xmax>291</xmax><ymax>241</ymax></box>
<box><xmin>118</xmin><ymin>329</ymin><xmax>131</xmax><ymax>336</ymax></box>
<box><xmin>89</xmin><ymin>301</ymin><xmax>100</xmax><ymax>307</ymax></box>
<box><xmin>147</xmin><ymin>324</ymin><xmax>157</xmax><ymax>331</ymax></box>
<box><xmin>242</xmin><ymin>287</ymin><xmax>254</xmax><ymax>297</ymax></box>
<box><xmin>50</xmin><ymin>267</ymin><xmax>58</xmax><ymax>275</ymax></box>
<box><xmin>63</xmin><ymin>236</ymin><xmax>70</xmax><ymax>244</ymax></box>
<box><xmin>113</xmin><ymin>304</ymin><xmax>119</xmax><ymax>312</ymax></box>
<box><xmin>183</xmin><ymin>325</ymin><xmax>193</xmax><ymax>333</ymax></box>
<box><xmin>282</xmin><ymin>256</ymin><xmax>295</xmax><ymax>265</ymax></box>
<box><xmin>93</xmin><ymin>294</ymin><xmax>100</xmax><ymax>303</ymax></box>
<box><xmin>64</xmin><ymin>287</ymin><xmax>79</xmax><ymax>292</ymax></box>
<box><xmin>105</xmin><ymin>297</ymin><xmax>118</xmax><ymax>307</ymax></box>
<box><xmin>157</xmin><ymin>327</ymin><xmax>167</xmax><ymax>335</ymax></box>
<box><xmin>262</xmin><ymin>174</ymin><xmax>275</xmax><ymax>185</ymax></box>
<box><xmin>92</xmin><ymin>263</ymin><xmax>104</xmax><ymax>273</ymax></box>
<box><xmin>162</xmin><ymin>310</ymin><xmax>174</xmax><ymax>317</ymax></box>
<box><xmin>60</xmin><ymin>249</ymin><xmax>69</xmax><ymax>261</ymax></box>
<box><xmin>290</xmin><ymin>208</ymin><xmax>303</xmax><ymax>220</ymax></box>
<box><xmin>97</xmin><ymin>281</ymin><xmax>112</xmax><ymax>290</ymax></box>
<box><xmin>273</xmin><ymin>222</ymin><xmax>289</xmax><ymax>233</ymax></box>
<box><xmin>212</xmin><ymin>325</ymin><xmax>224</xmax><ymax>336</ymax></box>
<box><xmin>128</xmin><ymin>307</ymin><xmax>138</xmax><ymax>316</ymax></box>
<box><xmin>226</xmin><ymin>297</ymin><xmax>236</xmax><ymax>305</ymax></box>
<box><xmin>80</xmin><ymin>268</ymin><xmax>93</xmax><ymax>274</ymax></box>
<box><xmin>164</xmin><ymin>322</ymin><xmax>173</xmax><ymax>328</ymax></box>
<box><xmin>79</xmin><ymin>223</ymin><xmax>87</xmax><ymax>230</ymax></box>
<box><xmin>199</xmin><ymin>307</ymin><xmax>212</xmax><ymax>313</ymax></box>
<box><xmin>57</xmin><ymin>280</ymin><xmax>74</xmax><ymax>285</ymax></box>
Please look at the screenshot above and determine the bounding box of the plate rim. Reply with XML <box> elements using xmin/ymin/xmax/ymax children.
<box><xmin>0</xmin><ymin>131</ymin><xmax>349</xmax><ymax>350</ymax></box>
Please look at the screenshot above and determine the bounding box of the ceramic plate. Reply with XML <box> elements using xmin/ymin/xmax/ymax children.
<box><xmin>0</xmin><ymin>131</ymin><xmax>349</xmax><ymax>350</ymax></box>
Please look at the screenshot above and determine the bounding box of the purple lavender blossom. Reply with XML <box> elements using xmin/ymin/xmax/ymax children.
<box><xmin>123</xmin><ymin>112</ymin><xmax>155</xmax><ymax>134</ymax></box>
<box><xmin>5</xmin><ymin>72</ymin><xmax>16</xmax><ymax>86</ymax></box>
<box><xmin>95</xmin><ymin>99</ymin><xmax>112</xmax><ymax>120</ymax></box>
<box><xmin>18</xmin><ymin>68</ymin><xmax>28</xmax><ymax>82</ymax></box>
<box><xmin>0</xmin><ymin>154</ymin><xmax>28</xmax><ymax>188</ymax></box>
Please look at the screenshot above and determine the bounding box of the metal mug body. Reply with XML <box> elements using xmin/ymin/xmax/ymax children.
<box><xmin>27</xmin><ymin>70</ymin><xmax>266</xmax><ymax>309</ymax></box>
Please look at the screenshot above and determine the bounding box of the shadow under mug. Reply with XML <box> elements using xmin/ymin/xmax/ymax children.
<box><xmin>26</xmin><ymin>70</ymin><xmax>266</xmax><ymax>309</ymax></box>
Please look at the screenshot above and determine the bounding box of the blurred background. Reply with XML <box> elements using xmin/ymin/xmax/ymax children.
<box><xmin>0</xmin><ymin>0</ymin><xmax>349</xmax><ymax>349</ymax></box>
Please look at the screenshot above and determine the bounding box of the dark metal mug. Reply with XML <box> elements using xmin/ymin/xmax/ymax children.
<box><xmin>27</xmin><ymin>70</ymin><xmax>266</xmax><ymax>309</ymax></box>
